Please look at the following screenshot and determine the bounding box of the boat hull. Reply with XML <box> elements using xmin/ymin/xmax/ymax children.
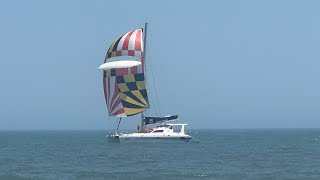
<box><xmin>107</xmin><ymin>133</ymin><xmax>192</xmax><ymax>143</ymax></box>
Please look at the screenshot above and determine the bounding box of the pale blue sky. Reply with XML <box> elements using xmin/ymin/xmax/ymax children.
<box><xmin>1</xmin><ymin>0</ymin><xmax>319</xmax><ymax>130</ymax></box>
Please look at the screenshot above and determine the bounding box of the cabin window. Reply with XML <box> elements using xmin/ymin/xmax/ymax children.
<box><xmin>153</xmin><ymin>130</ymin><xmax>164</xmax><ymax>133</ymax></box>
<box><xmin>173</xmin><ymin>126</ymin><xmax>182</xmax><ymax>132</ymax></box>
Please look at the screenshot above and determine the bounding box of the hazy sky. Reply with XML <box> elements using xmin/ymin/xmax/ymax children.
<box><xmin>1</xmin><ymin>0</ymin><xmax>320</xmax><ymax>130</ymax></box>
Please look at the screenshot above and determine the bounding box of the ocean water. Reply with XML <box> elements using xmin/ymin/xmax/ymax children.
<box><xmin>0</xmin><ymin>129</ymin><xmax>320</xmax><ymax>180</ymax></box>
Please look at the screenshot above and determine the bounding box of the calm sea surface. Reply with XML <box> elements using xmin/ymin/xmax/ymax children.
<box><xmin>0</xmin><ymin>129</ymin><xmax>320</xmax><ymax>180</ymax></box>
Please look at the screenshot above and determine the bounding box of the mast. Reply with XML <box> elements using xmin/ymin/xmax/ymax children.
<box><xmin>140</xmin><ymin>22</ymin><xmax>148</xmax><ymax>132</ymax></box>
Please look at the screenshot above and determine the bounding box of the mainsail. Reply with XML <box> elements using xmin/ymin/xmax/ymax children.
<box><xmin>101</xmin><ymin>29</ymin><xmax>149</xmax><ymax>117</ymax></box>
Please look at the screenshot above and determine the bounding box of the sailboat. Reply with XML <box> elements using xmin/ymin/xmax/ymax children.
<box><xmin>98</xmin><ymin>23</ymin><xmax>192</xmax><ymax>143</ymax></box>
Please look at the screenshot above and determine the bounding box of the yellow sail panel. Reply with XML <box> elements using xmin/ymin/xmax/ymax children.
<box><xmin>119</xmin><ymin>92</ymin><xmax>147</xmax><ymax>108</ymax></box>
<box><xmin>117</xmin><ymin>83</ymin><xmax>129</xmax><ymax>92</ymax></box>
<box><xmin>116</xmin><ymin>73</ymin><xmax>149</xmax><ymax>116</ymax></box>
<box><xmin>136</xmin><ymin>81</ymin><xmax>146</xmax><ymax>90</ymax></box>
<box><xmin>104</xmin><ymin>69</ymin><xmax>112</xmax><ymax>77</ymax></box>
<box><xmin>123</xmin><ymin>75</ymin><xmax>135</xmax><ymax>83</ymax></box>
<box><xmin>123</xmin><ymin>107</ymin><xmax>147</xmax><ymax>116</ymax></box>
<box><xmin>131</xmin><ymin>90</ymin><xmax>148</xmax><ymax>106</ymax></box>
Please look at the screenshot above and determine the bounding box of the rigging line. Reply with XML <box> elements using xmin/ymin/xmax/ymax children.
<box><xmin>116</xmin><ymin>117</ymin><xmax>122</xmax><ymax>135</ymax></box>
<box><xmin>143</xmin><ymin>23</ymin><xmax>158</xmax><ymax>117</ymax></box>
<box><xmin>146</xmin><ymin>44</ymin><xmax>161</xmax><ymax>116</ymax></box>
<box><xmin>145</xmin><ymin>66</ymin><xmax>159</xmax><ymax>116</ymax></box>
<box><xmin>145</xmin><ymin>83</ymin><xmax>156</xmax><ymax>116</ymax></box>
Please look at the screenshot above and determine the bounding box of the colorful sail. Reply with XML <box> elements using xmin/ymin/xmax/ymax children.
<box><xmin>102</xmin><ymin>29</ymin><xmax>149</xmax><ymax>117</ymax></box>
<box><xmin>106</xmin><ymin>29</ymin><xmax>144</xmax><ymax>66</ymax></box>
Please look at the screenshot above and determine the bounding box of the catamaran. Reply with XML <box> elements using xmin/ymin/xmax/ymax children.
<box><xmin>98</xmin><ymin>23</ymin><xmax>192</xmax><ymax>143</ymax></box>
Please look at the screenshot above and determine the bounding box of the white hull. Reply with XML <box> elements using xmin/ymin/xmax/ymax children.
<box><xmin>107</xmin><ymin>133</ymin><xmax>192</xmax><ymax>143</ymax></box>
<box><xmin>107</xmin><ymin>123</ymin><xmax>192</xmax><ymax>143</ymax></box>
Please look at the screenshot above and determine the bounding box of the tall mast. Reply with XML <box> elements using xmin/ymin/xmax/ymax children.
<box><xmin>140</xmin><ymin>22</ymin><xmax>148</xmax><ymax>132</ymax></box>
<box><xmin>143</xmin><ymin>22</ymin><xmax>148</xmax><ymax>71</ymax></box>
